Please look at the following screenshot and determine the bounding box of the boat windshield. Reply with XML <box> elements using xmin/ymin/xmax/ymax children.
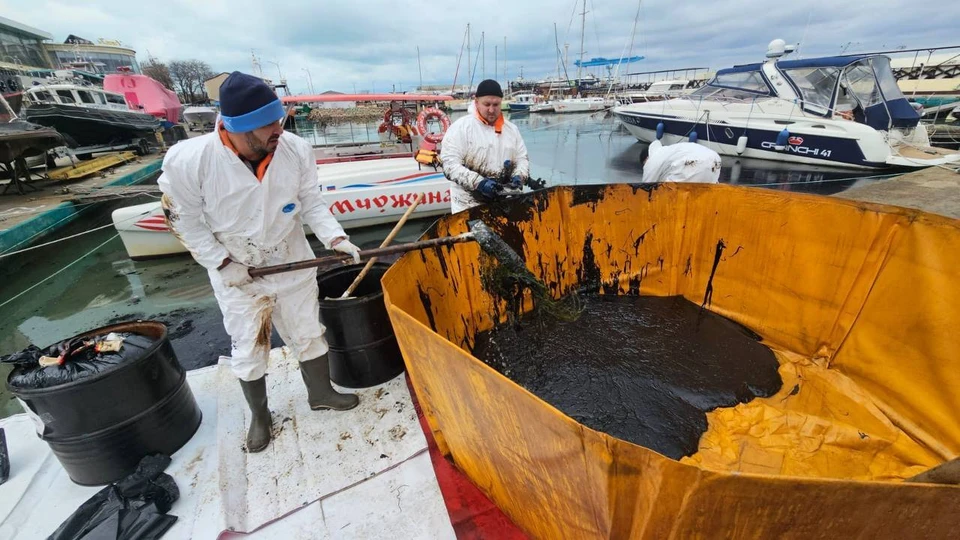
<box><xmin>713</xmin><ymin>70</ymin><xmax>771</xmax><ymax>94</ymax></box>
<box><xmin>28</xmin><ymin>90</ymin><xmax>54</xmax><ymax>104</ymax></box>
<box><xmin>690</xmin><ymin>69</ymin><xmax>771</xmax><ymax>100</ymax></box>
<box><xmin>690</xmin><ymin>85</ymin><xmax>765</xmax><ymax>101</ymax></box>
<box><xmin>781</xmin><ymin>66</ymin><xmax>841</xmax><ymax>116</ymax></box>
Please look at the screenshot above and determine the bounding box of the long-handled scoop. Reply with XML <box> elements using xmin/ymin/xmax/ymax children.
<box><xmin>248</xmin><ymin>220</ymin><xmax>503</xmax><ymax>278</ymax></box>
<box><xmin>336</xmin><ymin>192</ymin><xmax>425</xmax><ymax>299</ymax></box>
<box><xmin>906</xmin><ymin>457</ymin><xmax>960</xmax><ymax>485</ymax></box>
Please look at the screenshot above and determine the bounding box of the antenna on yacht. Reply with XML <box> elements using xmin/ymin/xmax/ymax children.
<box><xmin>766</xmin><ymin>39</ymin><xmax>798</xmax><ymax>60</ymax></box>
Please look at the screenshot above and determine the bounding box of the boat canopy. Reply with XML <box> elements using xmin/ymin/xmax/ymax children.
<box><xmin>696</xmin><ymin>54</ymin><xmax>920</xmax><ymax>130</ymax></box>
<box><xmin>777</xmin><ymin>55</ymin><xmax>871</xmax><ymax>69</ymax></box>
<box><xmin>778</xmin><ymin>55</ymin><xmax>919</xmax><ymax>129</ymax></box>
<box><xmin>574</xmin><ymin>56</ymin><xmax>644</xmax><ymax>67</ymax></box>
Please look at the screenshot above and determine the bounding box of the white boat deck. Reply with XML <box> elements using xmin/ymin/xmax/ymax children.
<box><xmin>0</xmin><ymin>348</ymin><xmax>455</xmax><ymax>539</ymax></box>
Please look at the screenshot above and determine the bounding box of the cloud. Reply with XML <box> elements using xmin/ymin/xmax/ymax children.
<box><xmin>3</xmin><ymin>0</ymin><xmax>958</xmax><ymax>94</ymax></box>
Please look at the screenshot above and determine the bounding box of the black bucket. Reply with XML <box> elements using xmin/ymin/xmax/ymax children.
<box><xmin>317</xmin><ymin>263</ymin><xmax>404</xmax><ymax>388</ymax></box>
<box><xmin>6</xmin><ymin>321</ymin><xmax>202</xmax><ymax>486</ymax></box>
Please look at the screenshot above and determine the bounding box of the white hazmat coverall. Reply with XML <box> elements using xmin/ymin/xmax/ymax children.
<box><xmin>158</xmin><ymin>131</ymin><xmax>349</xmax><ymax>381</ymax></box>
<box><xmin>440</xmin><ymin>103</ymin><xmax>530</xmax><ymax>213</ymax></box>
<box><xmin>642</xmin><ymin>140</ymin><xmax>722</xmax><ymax>184</ymax></box>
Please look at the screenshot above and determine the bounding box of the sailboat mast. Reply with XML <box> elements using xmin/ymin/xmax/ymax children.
<box><xmin>554</xmin><ymin>23</ymin><xmax>561</xmax><ymax>98</ymax></box>
<box><xmin>482</xmin><ymin>31</ymin><xmax>485</xmax><ymax>80</ymax></box>
<box><xmin>467</xmin><ymin>23</ymin><xmax>471</xmax><ymax>91</ymax></box>
<box><xmin>504</xmin><ymin>37</ymin><xmax>508</xmax><ymax>95</ymax></box>
<box><xmin>417</xmin><ymin>46</ymin><xmax>423</xmax><ymax>90</ymax></box>
<box><xmin>577</xmin><ymin>0</ymin><xmax>586</xmax><ymax>87</ymax></box>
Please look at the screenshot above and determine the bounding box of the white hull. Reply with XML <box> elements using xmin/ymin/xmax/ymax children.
<box><xmin>552</xmin><ymin>98</ymin><xmax>611</xmax><ymax>113</ymax></box>
<box><xmin>182</xmin><ymin>107</ymin><xmax>217</xmax><ymax>130</ymax></box>
<box><xmin>613</xmin><ymin>50</ymin><xmax>960</xmax><ymax>170</ymax></box>
<box><xmin>614</xmin><ymin>100</ymin><xmax>960</xmax><ymax>170</ymax></box>
<box><xmin>621</xmin><ymin>121</ymin><xmax>875</xmax><ymax>169</ymax></box>
<box><xmin>113</xmin><ymin>157</ymin><xmax>450</xmax><ymax>259</ymax></box>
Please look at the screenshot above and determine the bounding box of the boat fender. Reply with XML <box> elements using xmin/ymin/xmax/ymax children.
<box><xmin>415</xmin><ymin>139</ymin><xmax>441</xmax><ymax>167</ymax></box>
<box><xmin>417</xmin><ymin>107</ymin><xmax>451</xmax><ymax>144</ymax></box>
<box><xmin>775</xmin><ymin>128</ymin><xmax>789</xmax><ymax>151</ymax></box>
<box><xmin>656</xmin><ymin>122</ymin><xmax>665</xmax><ymax>140</ymax></box>
<box><xmin>688</xmin><ymin>131</ymin><xmax>698</xmax><ymax>143</ymax></box>
<box><xmin>736</xmin><ymin>135</ymin><xmax>748</xmax><ymax>155</ymax></box>
<box><xmin>415</xmin><ymin>148</ymin><xmax>440</xmax><ymax>167</ymax></box>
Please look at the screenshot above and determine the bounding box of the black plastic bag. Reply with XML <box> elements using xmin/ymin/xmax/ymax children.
<box><xmin>49</xmin><ymin>454</ymin><xmax>179</xmax><ymax>540</ymax></box>
<box><xmin>5</xmin><ymin>333</ymin><xmax>156</xmax><ymax>390</ymax></box>
<box><xmin>0</xmin><ymin>428</ymin><xmax>9</xmax><ymax>485</ymax></box>
<box><xmin>1</xmin><ymin>344</ymin><xmax>44</xmax><ymax>366</ymax></box>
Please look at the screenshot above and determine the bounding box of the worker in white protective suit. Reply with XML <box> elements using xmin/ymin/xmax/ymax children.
<box><xmin>440</xmin><ymin>79</ymin><xmax>530</xmax><ymax>213</ymax></box>
<box><xmin>640</xmin><ymin>140</ymin><xmax>722</xmax><ymax>184</ymax></box>
<box><xmin>157</xmin><ymin>72</ymin><xmax>363</xmax><ymax>453</ymax></box>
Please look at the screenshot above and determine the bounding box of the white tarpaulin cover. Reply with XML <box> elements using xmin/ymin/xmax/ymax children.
<box><xmin>0</xmin><ymin>348</ymin><xmax>455</xmax><ymax>539</ymax></box>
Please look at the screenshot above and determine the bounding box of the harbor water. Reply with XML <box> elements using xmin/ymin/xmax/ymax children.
<box><xmin>0</xmin><ymin>111</ymin><xmax>881</xmax><ymax>418</ymax></box>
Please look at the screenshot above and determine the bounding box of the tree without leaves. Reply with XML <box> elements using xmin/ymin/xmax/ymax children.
<box><xmin>189</xmin><ymin>60</ymin><xmax>215</xmax><ymax>102</ymax></box>
<box><xmin>141</xmin><ymin>58</ymin><xmax>175</xmax><ymax>91</ymax></box>
<box><xmin>169</xmin><ymin>60</ymin><xmax>200</xmax><ymax>103</ymax></box>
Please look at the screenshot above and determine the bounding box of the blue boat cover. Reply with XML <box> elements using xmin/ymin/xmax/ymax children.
<box><xmin>574</xmin><ymin>56</ymin><xmax>644</xmax><ymax>67</ymax></box>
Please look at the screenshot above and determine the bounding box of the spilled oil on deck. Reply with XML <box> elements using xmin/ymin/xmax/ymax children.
<box><xmin>471</xmin><ymin>294</ymin><xmax>782</xmax><ymax>459</ymax></box>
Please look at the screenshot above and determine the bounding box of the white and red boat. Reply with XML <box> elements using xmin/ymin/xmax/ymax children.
<box><xmin>113</xmin><ymin>93</ymin><xmax>453</xmax><ymax>259</ymax></box>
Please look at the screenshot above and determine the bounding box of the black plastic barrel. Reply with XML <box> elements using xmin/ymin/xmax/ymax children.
<box><xmin>6</xmin><ymin>321</ymin><xmax>202</xmax><ymax>486</ymax></box>
<box><xmin>317</xmin><ymin>263</ymin><xmax>404</xmax><ymax>388</ymax></box>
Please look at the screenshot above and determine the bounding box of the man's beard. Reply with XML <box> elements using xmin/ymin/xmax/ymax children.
<box><xmin>245</xmin><ymin>133</ymin><xmax>276</xmax><ymax>160</ymax></box>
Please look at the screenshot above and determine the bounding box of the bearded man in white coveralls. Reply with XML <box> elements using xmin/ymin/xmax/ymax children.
<box><xmin>440</xmin><ymin>79</ymin><xmax>530</xmax><ymax>213</ymax></box>
<box><xmin>158</xmin><ymin>72</ymin><xmax>363</xmax><ymax>453</ymax></box>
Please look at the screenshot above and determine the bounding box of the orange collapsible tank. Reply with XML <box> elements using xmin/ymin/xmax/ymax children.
<box><xmin>382</xmin><ymin>184</ymin><xmax>960</xmax><ymax>539</ymax></box>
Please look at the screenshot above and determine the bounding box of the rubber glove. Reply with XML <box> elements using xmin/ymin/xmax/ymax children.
<box><xmin>332</xmin><ymin>238</ymin><xmax>362</xmax><ymax>263</ymax></box>
<box><xmin>476</xmin><ymin>178</ymin><xmax>501</xmax><ymax>200</ymax></box>
<box><xmin>219</xmin><ymin>261</ymin><xmax>252</xmax><ymax>288</ymax></box>
<box><xmin>502</xmin><ymin>160</ymin><xmax>523</xmax><ymax>189</ymax></box>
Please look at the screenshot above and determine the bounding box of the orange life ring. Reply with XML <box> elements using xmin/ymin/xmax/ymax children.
<box><xmin>383</xmin><ymin>107</ymin><xmax>411</xmax><ymax>126</ymax></box>
<box><xmin>379</xmin><ymin>107</ymin><xmax>413</xmax><ymax>138</ymax></box>
<box><xmin>416</xmin><ymin>107</ymin><xmax>451</xmax><ymax>144</ymax></box>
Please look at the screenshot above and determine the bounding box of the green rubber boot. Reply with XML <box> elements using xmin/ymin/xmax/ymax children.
<box><xmin>300</xmin><ymin>355</ymin><xmax>360</xmax><ymax>411</ymax></box>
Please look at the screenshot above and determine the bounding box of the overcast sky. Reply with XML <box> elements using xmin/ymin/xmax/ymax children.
<box><xmin>6</xmin><ymin>0</ymin><xmax>960</xmax><ymax>94</ymax></box>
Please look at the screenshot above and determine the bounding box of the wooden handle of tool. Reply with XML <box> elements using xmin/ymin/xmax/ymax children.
<box><xmin>248</xmin><ymin>232</ymin><xmax>476</xmax><ymax>278</ymax></box>
<box><xmin>906</xmin><ymin>457</ymin><xmax>960</xmax><ymax>485</ymax></box>
<box><xmin>340</xmin><ymin>192</ymin><xmax>426</xmax><ymax>298</ymax></box>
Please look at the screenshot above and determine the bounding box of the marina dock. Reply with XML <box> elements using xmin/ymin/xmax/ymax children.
<box><xmin>0</xmin><ymin>155</ymin><xmax>162</xmax><ymax>255</ymax></box>
<box><xmin>835</xmin><ymin>166</ymin><xmax>960</xmax><ymax>219</ymax></box>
